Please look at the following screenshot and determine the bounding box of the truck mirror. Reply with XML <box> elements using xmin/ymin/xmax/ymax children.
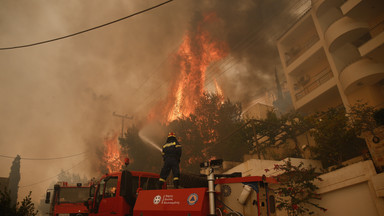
<box><xmin>45</xmin><ymin>191</ymin><xmax>51</xmax><ymax>204</ymax></box>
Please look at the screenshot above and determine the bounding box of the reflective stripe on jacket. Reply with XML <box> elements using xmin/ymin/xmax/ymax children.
<box><xmin>162</xmin><ymin>141</ymin><xmax>182</xmax><ymax>159</ymax></box>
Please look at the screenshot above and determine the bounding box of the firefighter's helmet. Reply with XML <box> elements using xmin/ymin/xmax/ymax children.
<box><xmin>168</xmin><ymin>132</ymin><xmax>176</xmax><ymax>137</ymax></box>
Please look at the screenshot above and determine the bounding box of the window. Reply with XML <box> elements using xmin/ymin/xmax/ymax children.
<box><xmin>104</xmin><ymin>177</ymin><xmax>118</xmax><ymax>198</ymax></box>
<box><xmin>58</xmin><ymin>187</ymin><xmax>89</xmax><ymax>203</ymax></box>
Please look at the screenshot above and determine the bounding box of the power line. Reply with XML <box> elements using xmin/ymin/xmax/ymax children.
<box><xmin>0</xmin><ymin>0</ymin><xmax>174</xmax><ymax>50</ymax></box>
<box><xmin>0</xmin><ymin>151</ymin><xmax>88</xmax><ymax>160</ymax></box>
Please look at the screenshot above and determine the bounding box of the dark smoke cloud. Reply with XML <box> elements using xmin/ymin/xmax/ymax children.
<box><xmin>190</xmin><ymin>0</ymin><xmax>311</xmax><ymax>105</ymax></box>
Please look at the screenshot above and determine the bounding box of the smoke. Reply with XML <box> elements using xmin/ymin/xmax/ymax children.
<box><xmin>0</xmin><ymin>0</ymin><xmax>194</xmax><ymax>204</ymax></box>
<box><xmin>138</xmin><ymin>131</ymin><xmax>162</xmax><ymax>152</ymax></box>
<box><xmin>187</xmin><ymin>0</ymin><xmax>311</xmax><ymax>105</ymax></box>
<box><xmin>138</xmin><ymin>121</ymin><xmax>167</xmax><ymax>152</ymax></box>
<box><xmin>0</xmin><ymin>0</ymin><xmax>310</xmax><ymax>205</ymax></box>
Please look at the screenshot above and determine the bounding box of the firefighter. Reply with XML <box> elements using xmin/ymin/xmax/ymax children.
<box><xmin>120</xmin><ymin>157</ymin><xmax>130</xmax><ymax>171</ymax></box>
<box><xmin>158</xmin><ymin>132</ymin><xmax>182</xmax><ymax>189</ymax></box>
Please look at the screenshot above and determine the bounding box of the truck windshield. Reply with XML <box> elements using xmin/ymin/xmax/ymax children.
<box><xmin>59</xmin><ymin>187</ymin><xmax>89</xmax><ymax>203</ymax></box>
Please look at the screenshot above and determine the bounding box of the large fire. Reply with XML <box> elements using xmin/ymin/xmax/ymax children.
<box><xmin>102</xmin><ymin>133</ymin><xmax>124</xmax><ymax>173</ymax></box>
<box><xmin>101</xmin><ymin>13</ymin><xmax>228</xmax><ymax>172</ymax></box>
<box><xmin>149</xmin><ymin>13</ymin><xmax>228</xmax><ymax>123</ymax></box>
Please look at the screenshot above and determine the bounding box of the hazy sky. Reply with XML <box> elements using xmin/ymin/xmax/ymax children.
<box><xmin>0</xmin><ymin>0</ymin><xmax>310</xmax><ymax>205</ymax></box>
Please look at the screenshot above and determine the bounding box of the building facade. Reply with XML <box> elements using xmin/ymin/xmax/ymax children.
<box><xmin>0</xmin><ymin>177</ymin><xmax>9</xmax><ymax>194</ymax></box>
<box><xmin>277</xmin><ymin>0</ymin><xmax>384</xmax><ymax>114</ymax></box>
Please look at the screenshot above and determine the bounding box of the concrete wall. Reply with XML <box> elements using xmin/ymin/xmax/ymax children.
<box><xmin>223</xmin><ymin>158</ymin><xmax>384</xmax><ymax>216</ymax></box>
<box><xmin>242</xmin><ymin>103</ymin><xmax>274</xmax><ymax>120</ymax></box>
<box><xmin>315</xmin><ymin>160</ymin><xmax>384</xmax><ymax>216</ymax></box>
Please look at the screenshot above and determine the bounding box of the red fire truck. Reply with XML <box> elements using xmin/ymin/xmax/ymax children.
<box><xmin>85</xmin><ymin>159</ymin><xmax>277</xmax><ymax>216</ymax></box>
<box><xmin>45</xmin><ymin>182</ymin><xmax>90</xmax><ymax>216</ymax></box>
<box><xmin>85</xmin><ymin>170</ymin><xmax>160</xmax><ymax>215</ymax></box>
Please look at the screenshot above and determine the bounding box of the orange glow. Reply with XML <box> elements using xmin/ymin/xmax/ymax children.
<box><xmin>103</xmin><ymin>133</ymin><xmax>123</xmax><ymax>173</ymax></box>
<box><xmin>214</xmin><ymin>78</ymin><xmax>224</xmax><ymax>103</ymax></box>
<box><xmin>149</xmin><ymin>12</ymin><xmax>228</xmax><ymax>123</ymax></box>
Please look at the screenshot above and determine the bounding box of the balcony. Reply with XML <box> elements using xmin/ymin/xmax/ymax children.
<box><xmin>341</xmin><ymin>0</ymin><xmax>362</xmax><ymax>15</ymax></box>
<box><xmin>295</xmin><ymin>67</ymin><xmax>334</xmax><ymax>101</ymax></box>
<box><xmin>285</xmin><ymin>35</ymin><xmax>320</xmax><ymax>66</ymax></box>
<box><xmin>316</xmin><ymin>0</ymin><xmax>345</xmax><ymax>17</ymax></box>
<box><xmin>359</xmin><ymin>31</ymin><xmax>384</xmax><ymax>61</ymax></box>
<box><xmin>359</xmin><ymin>18</ymin><xmax>384</xmax><ymax>60</ymax></box>
<box><xmin>325</xmin><ymin>16</ymin><xmax>369</xmax><ymax>52</ymax></box>
<box><xmin>339</xmin><ymin>58</ymin><xmax>384</xmax><ymax>93</ymax></box>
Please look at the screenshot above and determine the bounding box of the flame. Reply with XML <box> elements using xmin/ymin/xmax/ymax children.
<box><xmin>149</xmin><ymin>12</ymin><xmax>228</xmax><ymax>123</ymax></box>
<box><xmin>103</xmin><ymin>133</ymin><xmax>123</xmax><ymax>173</ymax></box>
<box><xmin>214</xmin><ymin>78</ymin><xmax>224</xmax><ymax>103</ymax></box>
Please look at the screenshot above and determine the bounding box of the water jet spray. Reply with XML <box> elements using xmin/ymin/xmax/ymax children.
<box><xmin>138</xmin><ymin>130</ymin><xmax>162</xmax><ymax>152</ymax></box>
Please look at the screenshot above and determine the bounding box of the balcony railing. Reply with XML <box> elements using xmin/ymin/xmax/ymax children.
<box><xmin>295</xmin><ymin>67</ymin><xmax>333</xmax><ymax>101</ymax></box>
<box><xmin>285</xmin><ymin>34</ymin><xmax>320</xmax><ymax>66</ymax></box>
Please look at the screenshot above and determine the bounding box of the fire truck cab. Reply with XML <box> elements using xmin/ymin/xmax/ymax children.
<box><xmin>85</xmin><ymin>170</ymin><xmax>161</xmax><ymax>216</ymax></box>
<box><xmin>45</xmin><ymin>182</ymin><xmax>90</xmax><ymax>216</ymax></box>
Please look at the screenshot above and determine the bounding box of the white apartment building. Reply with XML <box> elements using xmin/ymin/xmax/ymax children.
<box><xmin>277</xmin><ymin>0</ymin><xmax>384</xmax><ymax>114</ymax></box>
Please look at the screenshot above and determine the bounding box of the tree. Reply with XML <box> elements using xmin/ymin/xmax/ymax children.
<box><xmin>168</xmin><ymin>116</ymin><xmax>205</xmax><ymax>173</ymax></box>
<box><xmin>250</xmin><ymin>111</ymin><xmax>284</xmax><ymax>158</ymax></box>
<box><xmin>279</xmin><ymin>111</ymin><xmax>311</xmax><ymax>158</ymax></box>
<box><xmin>309</xmin><ymin>106</ymin><xmax>367</xmax><ymax>168</ymax></box>
<box><xmin>57</xmin><ymin>169</ymin><xmax>88</xmax><ymax>184</ymax></box>
<box><xmin>15</xmin><ymin>191</ymin><xmax>38</xmax><ymax>216</ymax></box>
<box><xmin>0</xmin><ymin>190</ymin><xmax>38</xmax><ymax>216</ymax></box>
<box><xmin>348</xmin><ymin>102</ymin><xmax>378</xmax><ymax>135</ymax></box>
<box><xmin>167</xmin><ymin>93</ymin><xmax>247</xmax><ymax>172</ymax></box>
<box><xmin>248</xmin><ymin>110</ymin><xmax>310</xmax><ymax>159</ymax></box>
<box><xmin>8</xmin><ymin>155</ymin><xmax>21</xmax><ymax>207</ymax></box>
<box><xmin>272</xmin><ymin>159</ymin><xmax>326</xmax><ymax>216</ymax></box>
<box><xmin>119</xmin><ymin>124</ymin><xmax>163</xmax><ymax>173</ymax></box>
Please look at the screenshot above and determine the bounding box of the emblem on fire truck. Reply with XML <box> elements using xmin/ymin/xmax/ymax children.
<box><xmin>187</xmin><ymin>193</ymin><xmax>198</xmax><ymax>205</ymax></box>
<box><xmin>153</xmin><ymin>195</ymin><xmax>161</xmax><ymax>205</ymax></box>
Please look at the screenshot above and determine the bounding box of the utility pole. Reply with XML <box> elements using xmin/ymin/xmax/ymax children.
<box><xmin>113</xmin><ymin>112</ymin><xmax>133</xmax><ymax>138</ymax></box>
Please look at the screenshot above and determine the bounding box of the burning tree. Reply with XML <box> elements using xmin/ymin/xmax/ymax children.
<box><xmin>121</xmin><ymin>94</ymin><xmax>244</xmax><ymax>174</ymax></box>
<box><xmin>119</xmin><ymin>13</ymin><xmax>231</xmax><ymax>174</ymax></box>
<box><xmin>99</xmin><ymin>132</ymin><xmax>125</xmax><ymax>174</ymax></box>
<box><xmin>148</xmin><ymin>12</ymin><xmax>228</xmax><ymax>124</ymax></box>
